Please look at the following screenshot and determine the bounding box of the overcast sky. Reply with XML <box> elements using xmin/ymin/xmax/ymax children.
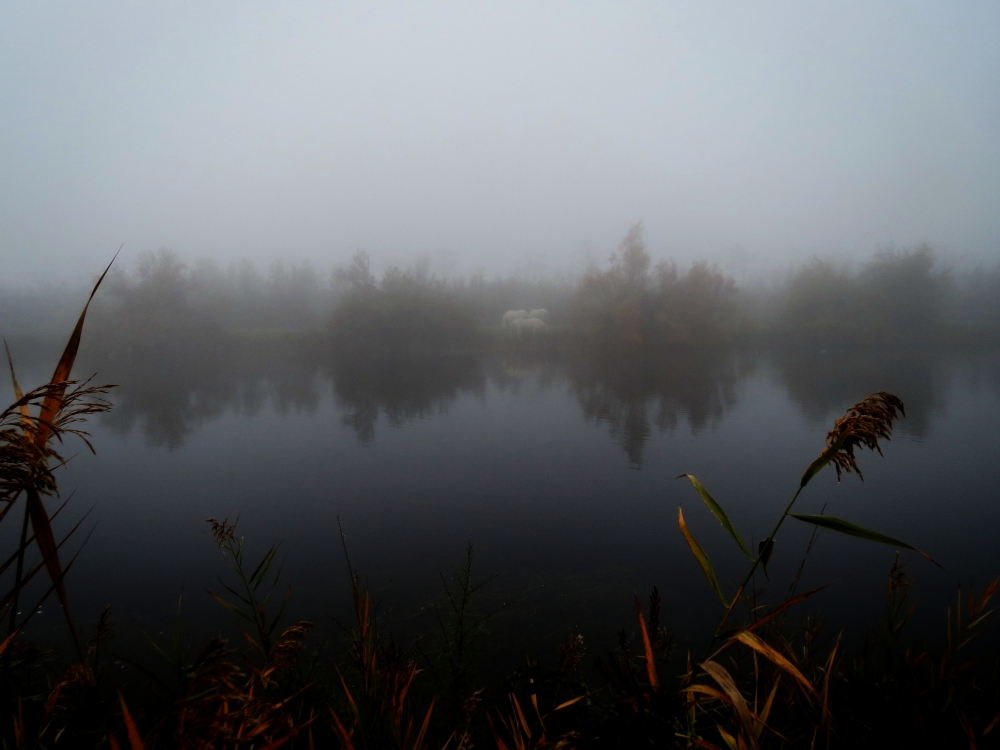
<box><xmin>2</xmin><ymin>1</ymin><xmax>998</xmax><ymax>283</ymax></box>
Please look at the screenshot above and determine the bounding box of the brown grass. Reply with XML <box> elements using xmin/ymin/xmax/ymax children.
<box><xmin>820</xmin><ymin>391</ymin><xmax>905</xmax><ymax>481</ymax></box>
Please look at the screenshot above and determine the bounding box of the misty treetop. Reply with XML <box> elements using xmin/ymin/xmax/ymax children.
<box><xmin>329</xmin><ymin>250</ymin><xmax>479</xmax><ymax>353</ymax></box>
<box><xmin>570</xmin><ymin>223</ymin><xmax>745</xmax><ymax>351</ymax></box>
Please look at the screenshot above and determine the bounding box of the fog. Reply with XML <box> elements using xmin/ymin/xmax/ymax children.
<box><xmin>3</xmin><ymin>1</ymin><xmax>999</xmax><ymax>283</ymax></box>
<box><xmin>6</xmin><ymin>7</ymin><xmax>1000</xmax><ymax>739</ymax></box>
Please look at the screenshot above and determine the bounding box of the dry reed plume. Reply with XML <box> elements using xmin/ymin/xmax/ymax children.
<box><xmin>816</xmin><ymin>391</ymin><xmax>905</xmax><ymax>482</ymax></box>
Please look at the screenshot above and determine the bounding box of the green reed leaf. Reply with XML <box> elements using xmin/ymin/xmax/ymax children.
<box><xmin>758</xmin><ymin>538</ymin><xmax>775</xmax><ymax>578</ymax></box>
<box><xmin>210</xmin><ymin>592</ymin><xmax>252</xmax><ymax>622</ymax></box>
<box><xmin>679</xmin><ymin>474</ymin><xmax>752</xmax><ymax>560</ymax></box>
<box><xmin>790</xmin><ymin>514</ymin><xmax>942</xmax><ymax>569</ymax></box>
<box><xmin>678</xmin><ymin>506</ymin><xmax>728</xmax><ymax>607</ymax></box>
<box><xmin>249</xmin><ymin>547</ymin><xmax>278</xmax><ymax>592</ymax></box>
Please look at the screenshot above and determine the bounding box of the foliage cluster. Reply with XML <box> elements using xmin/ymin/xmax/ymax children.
<box><xmin>7</xmin><ymin>231</ymin><xmax>998</xmax><ymax>358</ymax></box>
<box><xmin>947</xmin><ymin>260</ymin><xmax>1000</xmax><ymax>331</ymax></box>
<box><xmin>90</xmin><ymin>249</ymin><xmax>330</xmax><ymax>353</ymax></box>
<box><xmin>777</xmin><ymin>246</ymin><xmax>950</xmax><ymax>345</ymax></box>
<box><xmin>570</xmin><ymin>224</ymin><xmax>744</xmax><ymax>352</ymax></box>
<box><xmin>328</xmin><ymin>252</ymin><xmax>478</xmax><ymax>354</ymax></box>
<box><xmin>328</xmin><ymin>250</ymin><xmax>578</xmax><ymax>353</ymax></box>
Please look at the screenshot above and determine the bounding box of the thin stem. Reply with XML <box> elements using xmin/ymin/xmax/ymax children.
<box><xmin>7</xmin><ymin>501</ymin><xmax>30</xmax><ymax>637</ymax></box>
<box><xmin>3</xmin><ymin>498</ymin><xmax>31</xmax><ymax>678</ymax></box>
<box><xmin>702</xmin><ymin>484</ymin><xmax>807</xmax><ymax>661</ymax></box>
<box><xmin>737</xmin><ymin>485</ymin><xmax>805</xmax><ymax>598</ymax></box>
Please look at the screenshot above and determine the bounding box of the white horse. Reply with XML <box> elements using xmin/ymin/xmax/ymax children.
<box><xmin>511</xmin><ymin>317</ymin><xmax>549</xmax><ymax>333</ymax></box>
<box><xmin>502</xmin><ymin>310</ymin><xmax>529</xmax><ymax>326</ymax></box>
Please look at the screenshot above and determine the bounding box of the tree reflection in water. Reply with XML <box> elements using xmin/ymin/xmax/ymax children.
<box><xmin>769</xmin><ymin>345</ymin><xmax>949</xmax><ymax>438</ymax></box>
<box><xmin>82</xmin><ymin>336</ymin><xmax>326</xmax><ymax>450</ymax></box>
<box><xmin>328</xmin><ymin>352</ymin><xmax>485</xmax><ymax>445</ymax></box>
<box><xmin>568</xmin><ymin>349</ymin><xmax>754</xmax><ymax>466</ymax></box>
<box><xmin>53</xmin><ymin>335</ymin><xmax>992</xmax><ymax>460</ymax></box>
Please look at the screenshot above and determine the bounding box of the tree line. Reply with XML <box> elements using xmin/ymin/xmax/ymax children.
<box><xmin>5</xmin><ymin>226</ymin><xmax>1000</xmax><ymax>354</ymax></box>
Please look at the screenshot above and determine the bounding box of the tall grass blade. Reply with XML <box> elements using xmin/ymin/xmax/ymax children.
<box><xmin>486</xmin><ymin>713</ymin><xmax>512</xmax><ymax>750</ymax></box>
<box><xmin>756</xmin><ymin>677</ymin><xmax>780</xmax><ymax>740</ymax></box>
<box><xmin>716</xmin><ymin>724</ymin><xmax>739</xmax><ymax>750</ymax></box>
<box><xmin>679</xmin><ymin>506</ymin><xmax>728</xmax><ymax>606</ymax></box>
<box><xmin>984</xmin><ymin>714</ymin><xmax>1000</xmax><ymax>737</ymax></box>
<box><xmin>634</xmin><ymin>595</ymin><xmax>658</xmax><ymax>688</ymax></box>
<box><xmin>679</xmin><ymin>474</ymin><xmax>752</xmax><ymax>559</ymax></box>
<box><xmin>0</xmin><ymin>627</ymin><xmax>21</xmax><ymax>658</ymax></box>
<box><xmin>820</xmin><ymin>632</ymin><xmax>841</xmax><ymax>731</ymax></box>
<box><xmin>680</xmin><ymin>683</ymin><xmax>732</xmax><ymax>704</ymax></box>
<box><xmin>26</xmin><ymin>486</ymin><xmax>83</xmax><ymax>657</ymax></box>
<box><xmin>745</xmin><ymin>586</ymin><xmax>827</xmax><ymax>633</ymax></box>
<box><xmin>714</xmin><ymin>584</ymin><xmax>745</xmax><ymax>638</ymax></box>
<box><xmin>789</xmin><ymin>513</ymin><xmax>942</xmax><ymax>569</ymax></box>
<box><xmin>12</xmin><ymin>254</ymin><xmax>117</xmax><ymax>661</ymax></box>
<box><xmin>3</xmin><ymin>339</ymin><xmax>30</xmax><ymax>425</ymax></box>
<box><xmin>36</xmin><ymin>251</ymin><xmax>117</xmax><ymax>445</ymax></box>
<box><xmin>699</xmin><ymin>661</ymin><xmax>758</xmax><ymax>750</ymax></box>
<box><xmin>511</xmin><ymin>694</ymin><xmax>531</xmax><ymax>737</ymax></box>
<box><xmin>118</xmin><ymin>692</ymin><xmax>146</xmax><ymax>750</ymax></box>
<box><xmin>0</xmin><ymin>506</ymin><xmax>91</xmax><ymax>617</ymax></box>
<box><xmin>249</xmin><ymin>546</ymin><xmax>278</xmax><ymax>592</ymax></box>
<box><xmin>413</xmin><ymin>698</ymin><xmax>434</xmax><ymax>750</ymax></box>
<box><xmin>15</xmin><ymin>533</ymin><xmax>91</xmax><ymax>637</ymax></box>
<box><xmin>730</xmin><ymin>631</ymin><xmax>815</xmax><ymax>697</ymax></box>
<box><xmin>210</xmin><ymin>592</ymin><xmax>252</xmax><ymax>621</ymax></box>
<box><xmin>328</xmin><ymin>705</ymin><xmax>356</xmax><ymax>750</ymax></box>
<box><xmin>711</xmin><ymin>587</ymin><xmax>828</xmax><ymax>656</ymax></box>
<box><xmin>0</xmin><ymin>495</ymin><xmax>74</xmax><ymax>577</ymax></box>
<box><xmin>553</xmin><ymin>695</ymin><xmax>586</xmax><ymax>711</ymax></box>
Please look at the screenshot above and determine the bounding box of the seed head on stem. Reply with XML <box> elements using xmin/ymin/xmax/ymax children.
<box><xmin>823</xmin><ymin>391</ymin><xmax>905</xmax><ymax>481</ymax></box>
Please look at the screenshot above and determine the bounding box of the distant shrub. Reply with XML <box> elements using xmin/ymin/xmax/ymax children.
<box><xmin>570</xmin><ymin>223</ymin><xmax>742</xmax><ymax>351</ymax></box>
<box><xmin>778</xmin><ymin>259</ymin><xmax>864</xmax><ymax>345</ymax></box>
<box><xmin>93</xmin><ymin>248</ymin><xmax>219</xmax><ymax>352</ymax></box>
<box><xmin>653</xmin><ymin>260</ymin><xmax>741</xmax><ymax>344</ymax></box>
<box><xmin>778</xmin><ymin>245</ymin><xmax>949</xmax><ymax>345</ymax></box>
<box><xmin>948</xmin><ymin>261</ymin><xmax>1000</xmax><ymax>329</ymax></box>
<box><xmin>329</xmin><ymin>251</ymin><xmax>478</xmax><ymax>352</ymax></box>
<box><xmin>91</xmin><ymin>249</ymin><xmax>329</xmax><ymax>354</ymax></box>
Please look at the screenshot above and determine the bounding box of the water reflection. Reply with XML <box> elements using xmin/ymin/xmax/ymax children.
<box><xmin>65</xmin><ymin>339</ymin><xmax>995</xmax><ymax>456</ymax></box>
<box><xmin>568</xmin><ymin>349</ymin><xmax>754</xmax><ymax>466</ymax></box>
<box><xmin>958</xmin><ymin>350</ymin><xmax>1000</xmax><ymax>402</ymax></box>
<box><xmin>769</xmin><ymin>346</ymin><xmax>950</xmax><ymax>437</ymax></box>
<box><xmin>328</xmin><ymin>352</ymin><xmax>485</xmax><ymax>445</ymax></box>
<box><xmin>83</xmin><ymin>339</ymin><xmax>325</xmax><ymax>449</ymax></box>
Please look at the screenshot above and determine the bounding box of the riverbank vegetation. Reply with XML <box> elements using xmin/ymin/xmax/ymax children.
<box><xmin>776</xmin><ymin>247</ymin><xmax>949</xmax><ymax>345</ymax></box>
<box><xmin>570</xmin><ymin>224</ymin><xmax>745</xmax><ymax>352</ymax></box>
<box><xmin>1</xmin><ymin>265</ymin><xmax>998</xmax><ymax>748</ymax></box>
<box><xmin>6</xmin><ymin>225</ymin><xmax>1000</xmax><ymax>358</ymax></box>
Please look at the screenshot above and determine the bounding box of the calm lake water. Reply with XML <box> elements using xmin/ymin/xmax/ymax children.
<box><xmin>6</xmin><ymin>341</ymin><xmax>1000</xmax><ymax>661</ymax></box>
